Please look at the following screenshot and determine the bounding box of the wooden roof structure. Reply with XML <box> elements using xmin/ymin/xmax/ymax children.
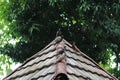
<box><xmin>4</xmin><ymin>34</ymin><xmax>118</xmax><ymax>80</ymax></box>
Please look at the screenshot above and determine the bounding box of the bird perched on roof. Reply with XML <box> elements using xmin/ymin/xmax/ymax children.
<box><xmin>56</xmin><ymin>28</ymin><xmax>62</xmax><ymax>37</ymax></box>
<box><xmin>54</xmin><ymin>28</ymin><xmax>63</xmax><ymax>44</ymax></box>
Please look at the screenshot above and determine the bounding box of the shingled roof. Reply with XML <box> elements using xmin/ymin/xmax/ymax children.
<box><xmin>4</xmin><ymin>35</ymin><xmax>117</xmax><ymax>80</ymax></box>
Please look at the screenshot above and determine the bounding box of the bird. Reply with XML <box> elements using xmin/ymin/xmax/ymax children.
<box><xmin>56</xmin><ymin>28</ymin><xmax>62</xmax><ymax>37</ymax></box>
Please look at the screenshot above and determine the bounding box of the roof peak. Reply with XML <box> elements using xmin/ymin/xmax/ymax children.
<box><xmin>4</xmin><ymin>34</ymin><xmax>118</xmax><ymax>80</ymax></box>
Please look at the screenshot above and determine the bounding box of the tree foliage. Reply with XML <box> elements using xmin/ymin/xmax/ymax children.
<box><xmin>0</xmin><ymin>54</ymin><xmax>13</xmax><ymax>79</ymax></box>
<box><xmin>0</xmin><ymin>0</ymin><xmax>120</xmax><ymax>79</ymax></box>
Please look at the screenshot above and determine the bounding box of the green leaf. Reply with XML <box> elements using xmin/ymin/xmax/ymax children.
<box><xmin>29</xmin><ymin>24</ymin><xmax>40</xmax><ymax>35</ymax></box>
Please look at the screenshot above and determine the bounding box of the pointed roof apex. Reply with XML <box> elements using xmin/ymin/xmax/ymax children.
<box><xmin>3</xmin><ymin>31</ymin><xmax>118</xmax><ymax>80</ymax></box>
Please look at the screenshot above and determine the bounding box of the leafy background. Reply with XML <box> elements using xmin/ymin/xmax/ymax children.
<box><xmin>0</xmin><ymin>0</ymin><xmax>120</xmax><ymax>79</ymax></box>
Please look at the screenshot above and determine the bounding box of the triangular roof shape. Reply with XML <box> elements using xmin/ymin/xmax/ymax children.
<box><xmin>4</xmin><ymin>36</ymin><xmax>117</xmax><ymax>80</ymax></box>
